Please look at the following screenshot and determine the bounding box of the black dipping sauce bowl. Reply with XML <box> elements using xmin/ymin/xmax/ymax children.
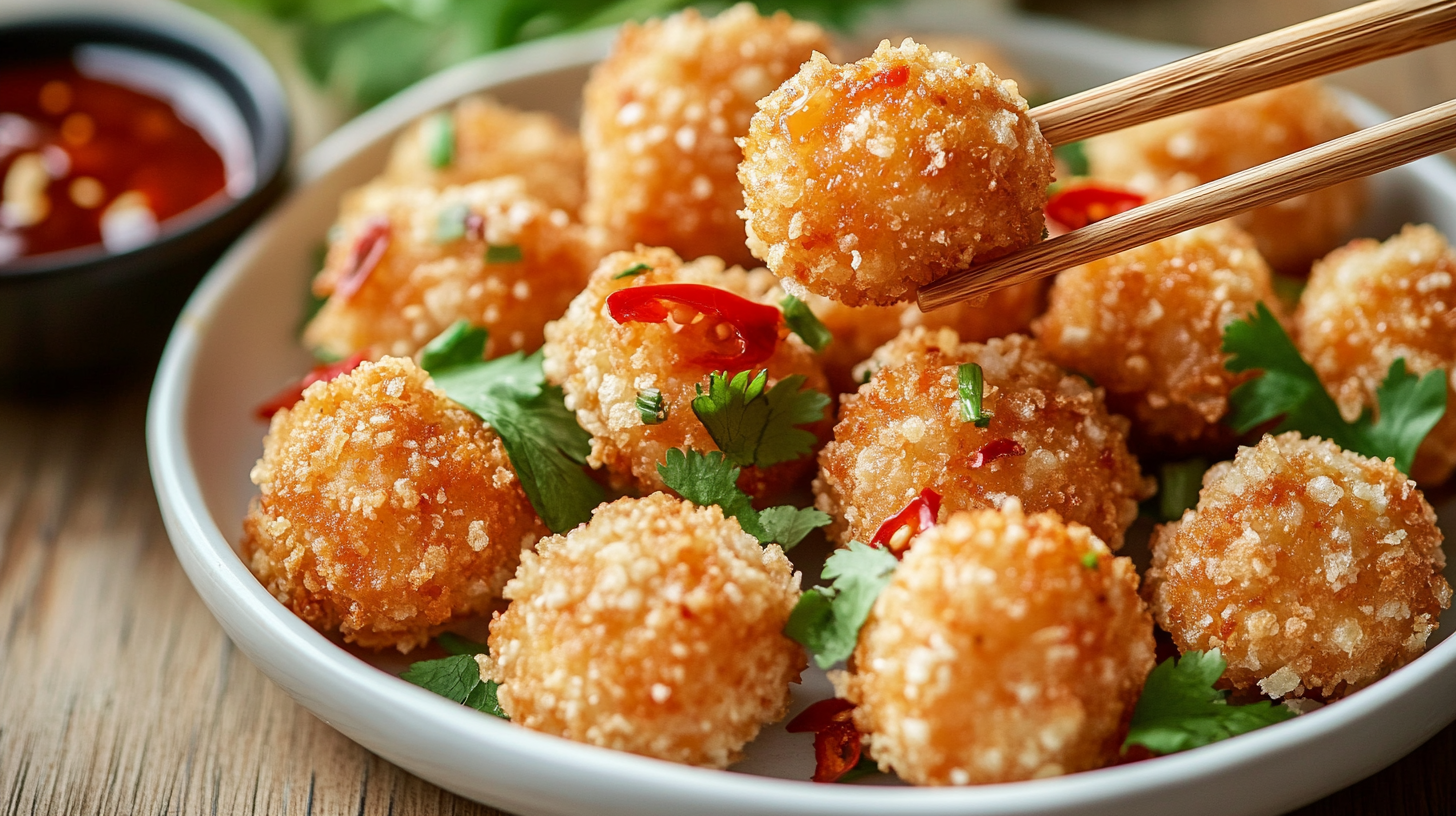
<box><xmin>0</xmin><ymin>5</ymin><xmax>289</xmax><ymax>390</ymax></box>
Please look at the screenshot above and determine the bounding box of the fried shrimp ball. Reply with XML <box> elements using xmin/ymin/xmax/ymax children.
<box><xmin>581</xmin><ymin>4</ymin><xmax>831</xmax><ymax>267</ymax></box>
<box><xmin>815</xmin><ymin>329</ymin><xmax>1150</xmax><ymax>550</ymax></box>
<box><xmin>303</xmin><ymin>177</ymin><xmax>604</xmax><ymax>362</ymax></box>
<box><xmin>1033</xmin><ymin>222</ymin><xmax>1282</xmax><ymax>452</ymax></box>
<box><xmin>383</xmin><ymin>95</ymin><xmax>585</xmax><ymax>213</ymax></box>
<box><xmin>808</xmin><ymin>279</ymin><xmax>1047</xmax><ymax>395</ymax></box>
<box><xmin>1147</xmin><ymin>432</ymin><xmax>1451</xmax><ymax>701</ymax></box>
<box><xmin>739</xmin><ymin>38</ymin><xmax>1053</xmax><ymax>306</ymax></box>
<box><xmin>242</xmin><ymin>357</ymin><xmax>545</xmax><ymax>651</ymax></box>
<box><xmin>834</xmin><ymin>500</ymin><xmax>1155</xmax><ymax>785</ymax></box>
<box><xmin>479</xmin><ymin>493</ymin><xmax>805</xmax><ymax>768</ymax></box>
<box><xmin>542</xmin><ymin>246</ymin><xmax>831</xmax><ymax>501</ymax></box>
<box><xmin>1295</xmin><ymin>225</ymin><xmax>1456</xmax><ymax>484</ymax></box>
<box><xmin>1086</xmin><ymin>81</ymin><xmax>1365</xmax><ymax>274</ymax></box>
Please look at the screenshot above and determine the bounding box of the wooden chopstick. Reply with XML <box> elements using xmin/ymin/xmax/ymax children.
<box><xmin>1031</xmin><ymin>0</ymin><xmax>1456</xmax><ymax>146</ymax></box>
<box><xmin>917</xmin><ymin>100</ymin><xmax>1456</xmax><ymax>311</ymax></box>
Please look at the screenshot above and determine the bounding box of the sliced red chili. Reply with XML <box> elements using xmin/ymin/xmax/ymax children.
<box><xmin>334</xmin><ymin>218</ymin><xmax>391</xmax><ymax>300</ymax></box>
<box><xmin>786</xmin><ymin>698</ymin><xmax>856</xmax><ymax>734</ymax></box>
<box><xmin>1045</xmin><ymin>183</ymin><xmax>1144</xmax><ymax>235</ymax></box>
<box><xmin>254</xmin><ymin>352</ymin><xmax>369</xmax><ymax>421</ymax></box>
<box><xmin>969</xmin><ymin>437</ymin><xmax>1026</xmax><ymax>468</ymax></box>
<box><xmin>813</xmin><ymin>721</ymin><xmax>864</xmax><ymax>783</ymax></box>
<box><xmin>606</xmin><ymin>282</ymin><xmax>783</xmax><ymax>369</ymax></box>
<box><xmin>870</xmin><ymin>487</ymin><xmax>942</xmax><ymax>555</ymax></box>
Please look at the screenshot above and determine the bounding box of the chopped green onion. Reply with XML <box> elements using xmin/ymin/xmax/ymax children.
<box><xmin>957</xmin><ymin>363</ymin><xmax>991</xmax><ymax>427</ymax></box>
<box><xmin>613</xmin><ymin>262</ymin><xmax>651</xmax><ymax>280</ymax></box>
<box><xmin>435</xmin><ymin>203</ymin><xmax>471</xmax><ymax>243</ymax></box>
<box><xmin>485</xmin><ymin>244</ymin><xmax>523</xmax><ymax>264</ymax></box>
<box><xmin>1159</xmin><ymin>459</ymin><xmax>1208</xmax><ymax>521</ymax></box>
<box><xmin>426</xmin><ymin>111</ymin><xmax>455</xmax><ymax>168</ymax></box>
<box><xmin>780</xmin><ymin>294</ymin><xmax>832</xmax><ymax>352</ymax></box>
<box><xmin>636</xmin><ymin>388</ymin><xmax>668</xmax><ymax>425</ymax></box>
<box><xmin>1081</xmin><ymin>551</ymin><xmax>1100</xmax><ymax>570</ymax></box>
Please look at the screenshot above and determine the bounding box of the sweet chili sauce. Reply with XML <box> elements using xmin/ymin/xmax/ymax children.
<box><xmin>0</xmin><ymin>52</ymin><xmax>235</xmax><ymax>264</ymax></box>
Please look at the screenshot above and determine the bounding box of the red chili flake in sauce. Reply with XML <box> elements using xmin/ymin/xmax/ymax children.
<box><xmin>787</xmin><ymin>698</ymin><xmax>866</xmax><ymax>783</ymax></box>
<box><xmin>869</xmin><ymin>487</ymin><xmax>941</xmax><ymax>556</ymax></box>
<box><xmin>254</xmin><ymin>352</ymin><xmax>369</xmax><ymax>421</ymax></box>
<box><xmin>334</xmin><ymin>218</ymin><xmax>391</xmax><ymax>301</ymax></box>
<box><xmin>969</xmin><ymin>437</ymin><xmax>1026</xmax><ymax>468</ymax></box>
<box><xmin>1044</xmin><ymin>183</ymin><xmax>1144</xmax><ymax>236</ymax></box>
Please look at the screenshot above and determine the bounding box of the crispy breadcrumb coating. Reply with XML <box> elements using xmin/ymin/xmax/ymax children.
<box><xmin>383</xmin><ymin>95</ymin><xmax>585</xmax><ymax>213</ymax></box>
<box><xmin>304</xmin><ymin>178</ymin><xmax>605</xmax><ymax>362</ymax></box>
<box><xmin>815</xmin><ymin>329</ymin><xmax>1150</xmax><ymax>550</ymax></box>
<box><xmin>739</xmin><ymin>38</ymin><xmax>1053</xmax><ymax>306</ymax></box>
<box><xmin>834</xmin><ymin>500</ymin><xmax>1155</xmax><ymax>785</ymax></box>
<box><xmin>242</xmin><ymin>357</ymin><xmax>544</xmax><ymax>652</ymax></box>
<box><xmin>1034</xmin><ymin>222</ymin><xmax>1282</xmax><ymax>453</ymax></box>
<box><xmin>542</xmin><ymin>246</ymin><xmax>831</xmax><ymax>502</ymax></box>
<box><xmin>1147</xmin><ymin>432</ymin><xmax>1451</xmax><ymax>701</ymax></box>
<box><xmin>1086</xmin><ymin>81</ymin><xmax>1365</xmax><ymax>275</ymax></box>
<box><xmin>479</xmin><ymin>493</ymin><xmax>805</xmax><ymax>768</ymax></box>
<box><xmin>1295</xmin><ymin>224</ymin><xmax>1456</xmax><ymax>484</ymax></box>
<box><xmin>582</xmin><ymin>4</ymin><xmax>830</xmax><ymax>267</ymax></box>
<box><xmin>807</xmin><ymin>279</ymin><xmax>1047</xmax><ymax>396</ymax></box>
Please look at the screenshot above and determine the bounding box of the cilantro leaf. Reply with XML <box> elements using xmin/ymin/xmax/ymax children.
<box><xmin>658</xmin><ymin>448</ymin><xmax>767</xmax><ymax>541</ymax></box>
<box><xmin>759</xmin><ymin>505</ymin><xmax>831</xmax><ymax>551</ymax></box>
<box><xmin>1223</xmin><ymin>303</ymin><xmax>1447</xmax><ymax>473</ymax></box>
<box><xmin>657</xmin><ymin>448</ymin><xmax>828</xmax><ymax>550</ymax></box>
<box><xmin>785</xmin><ymin>541</ymin><xmax>899</xmax><ymax>669</ymax></box>
<box><xmin>401</xmin><ymin>654</ymin><xmax>507</xmax><ymax>718</ymax></box>
<box><xmin>692</xmin><ymin>371</ymin><xmax>829</xmax><ymax>469</ymax></box>
<box><xmin>423</xmin><ymin>331</ymin><xmax>603</xmax><ymax>534</ymax></box>
<box><xmin>436</xmin><ymin>632</ymin><xmax>488</xmax><ymax>656</ymax></box>
<box><xmin>419</xmin><ymin>319</ymin><xmax>486</xmax><ymax>371</ymax></box>
<box><xmin>1159</xmin><ymin>459</ymin><xmax>1207</xmax><ymax>521</ymax></box>
<box><xmin>956</xmin><ymin>363</ymin><xmax>991</xmax><ymax>427</ymax></box>
<box><xmin>1124</xmin><ymin>649</ymin><xmax>1295</xmax><ymax>755</ymax></box>
<box><xmin>780</xmin><ymin>294</ymin><xmax>832</xmax><ymax>352</ymax></box>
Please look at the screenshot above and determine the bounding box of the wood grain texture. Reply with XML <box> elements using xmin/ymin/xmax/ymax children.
<box><xmin>1032</xmin><ymin>0</ymin><xmax>1456</xmax><ymax>145</ymax></box>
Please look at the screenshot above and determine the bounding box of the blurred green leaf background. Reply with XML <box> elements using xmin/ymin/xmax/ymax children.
<box><xmin>214</xmin><ymin>0</ymin><xmax>898</xmax><ymax>109</ymax></box>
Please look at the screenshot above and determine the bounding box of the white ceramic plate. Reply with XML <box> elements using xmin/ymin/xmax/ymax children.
<box><xmin>147</xmin><ymin>6</ymin><xmax>1456</xmax><ymax>815</ymax></box>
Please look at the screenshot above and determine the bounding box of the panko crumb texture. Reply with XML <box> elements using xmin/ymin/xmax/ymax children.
<box><xmin>815</xmin><ymin>328</ymin><xmax>1150</xmax><ymax>550</ymax></box>
<box><xmin>1296</xmin><ymin>224</ymin><xmax>1456</xmax><ymax>485</ymax></box>
<box><xmin>739</xmin><ymin>37</ymin><xmax>1053</xmax><ymax>306</ymax></box>
<box><xmin>383</xmin><ymin>95</ymin><xmax>586</xmax><ymax>213</ymax></box>
<box><xmin>242</xmin><ymin>357</ymin><xmax>545</xmax><ymax>652</ymax></box>
<box><xmin>836</xmin><ymin>500</ymin><xmax>1155</xmax><ymax>785</ymax></box>
<box><xmin>1034</xmin><ymin>221</ymin><xmax>1282</xmax><ymax>453</ymax></box>
<box><xmin>1086</xmin><ymin>81</ymin><xmax>1365</xmax><ymax>274</ymax></box>
<box><xmin>304</xmin><ymin>177</ymin><xmax>607</xmax><ymax>362</ymax></box>
<box><xmin>1147</xmin><ymin>432</ymin><xmax>1451</xmax><ymax>701</ymax></box>
<box><xmin>480</xmin><ymin>493</ymin><xmax>805</xmax><ymax>768</ymax></box>
<box><xmin>582</xmin><ymin>3</ymin><xmax>831</xmax><ymax>267</ymax></box>
<box><xmin>542</xmin><ymin>245</ymin><xmax>831</xmax><ymax>502</ymax></box>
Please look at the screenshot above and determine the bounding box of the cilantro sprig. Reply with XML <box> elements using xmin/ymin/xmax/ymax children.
<box><xmin>784</xmin><ymin>541</ymin><xmax>899</xmax><ymax>669</ymax></box>
<box><xmin>422</xmin><ymin>321</ymin><xmax>604</xmax><ymax>533</ymax></box>
<box><xmin>658</xmin><ymin>448</ymin><xmax>829</xmax><ymax>550</ymax></box>
<box><xmin>1124</xmin><ymin>649</ymin><xmax>1295</xmax><ymax>755</ymax></box>
<box><xmin>1222</xmin><ymin>303</ymin><xmax>1446</xmax><ymax>473</ymax></box>
<box><xmin>780</xmin><ymin>294</ymin><xmax>832</xmax><ymax>353</ymax></box>
<box><xmin>401</xmin><ymin>634</ymin><xmax>506</xmax><ymax>718</ymax></box>
<box><xmin>692</xmin><ymin>370</ymin><xmax>830</xmax><ymax>469</ymax></box>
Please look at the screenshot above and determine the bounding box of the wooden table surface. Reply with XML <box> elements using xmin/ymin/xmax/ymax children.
<box><xmin>4</xmin><ymin>1</ymin><xmax>1456</xmax><ymax>814</ymax></box>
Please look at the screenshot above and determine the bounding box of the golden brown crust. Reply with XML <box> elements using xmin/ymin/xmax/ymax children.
<box><xmin>1033</xmin><ymin>221</ymin><xmax>1281</xmax><ymax>452</ymax></box>
<box><xmin>815</xmin><ymin>328</ymin><xmax>1150</xmax><ymax>550</ymax></box>
<box><xmin>303</xmin><ymin>178</ymin><xmax>607</xmax><ymax>362</ymax></box>
<box><xmin>1295</xmin><ymin>224</ymin><xmax>1456</xmax><ymax>485</ymax></box>
<box><xmin>384</xmin><ymin>95</ymin><xmax>585</xmax><ymax>213</ymax></box>
<box><xmin>582</xmin><ymin>4</ymin><xmax>831</xmax><ymax>267</ymax></box>
<box><xmin>479</xmin><ymin>493</ymin><xmax>805</xmax><ymax>768</ymax></box>
<box><xmin>836</xmin><ymin>501</ymin><xmax>1155</xmax><ymax>785</ymax></box>
<box><xmin>1146</xmin><ymin>432</ymin><xmax>1451</xmax><ymax>701</ymax></box>
<box><xmin>738</xmin><ymin>38</ymin><xmax>1053</xmax><ymax>306</ymax></box>
<box><xmin>1085</xmin><ymin>81</ymin><xmax>1366</xmax><ymax>275</ymax></box>
<box><xmin>542</xmin><ymin>246</ymin><xmax>831</xmax><ymax>502</ymax></box>
<box><xmin>241</xmin><ymin>357</ymin><xmax>545</xmax><ymax>651</ymax></box>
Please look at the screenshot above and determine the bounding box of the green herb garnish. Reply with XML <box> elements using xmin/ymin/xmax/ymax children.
<box><xmin>691</xmin><ymin>370</ymin><xmax>830</xmax><ymax>469</ymax></box>
<box><xmin>784</xmin><ymin>541</ymin><xmax>899</xmax><ymax>669</ymax></box>
<box><xmin>636</xmin><ymin>388</ymin><xmax>668</xmax><ymax>425</ymax></box>
<box><xmin>1159</xmin><ymin>459</ymin><xmax>1207</xmax><ymax>521</ymax></box>
<box><xmin>435</xmin><ymin>202</ymin><xmax>471</xmax><ymax>242</ymax></box>
<box><xmin>401</xmin><ymin>653</ymin><xmax>506</xmax><ymax>719</ymax></box>
<box><xmin>425</xmin><ymin>110</ymin><xmax>455</xmax><ymax>168</ymax></box>
<box><xmin>658</xmin><ymin>448</ymin><xmax>829</xmax><ymax>550</ymax></box>
<box><xmin>1124</xmin><ymin>649</ymin><xmax>1295</xmax><ymax>755</ymax></box>
<box><xmin>1054</xmin><ymin>140</ymin><xmax>1089</xmax><ymax>177</ymax></box>
<box><xmin>485</xmin><ymin>244</ymin><xmax>524</xmax><ymax>264</ymax></box>
<box><xmin>780</xmin><ymin>294</ymin><xmax>832</xmax><ymax>352</ymax></box>
<box><xmin>1080</xmin><ymin>551</ymin><xmax>1100</xmax><ymax>570</ymax></box>
<box><xmin>613</xmin><ymin>262</ymin><xmax>652</xmax><ymax>280</ymax></box>
<box><xmin>956</xmin><ymin>363</ymin><xmax>991</xmax><ymax>427</ymax></box>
